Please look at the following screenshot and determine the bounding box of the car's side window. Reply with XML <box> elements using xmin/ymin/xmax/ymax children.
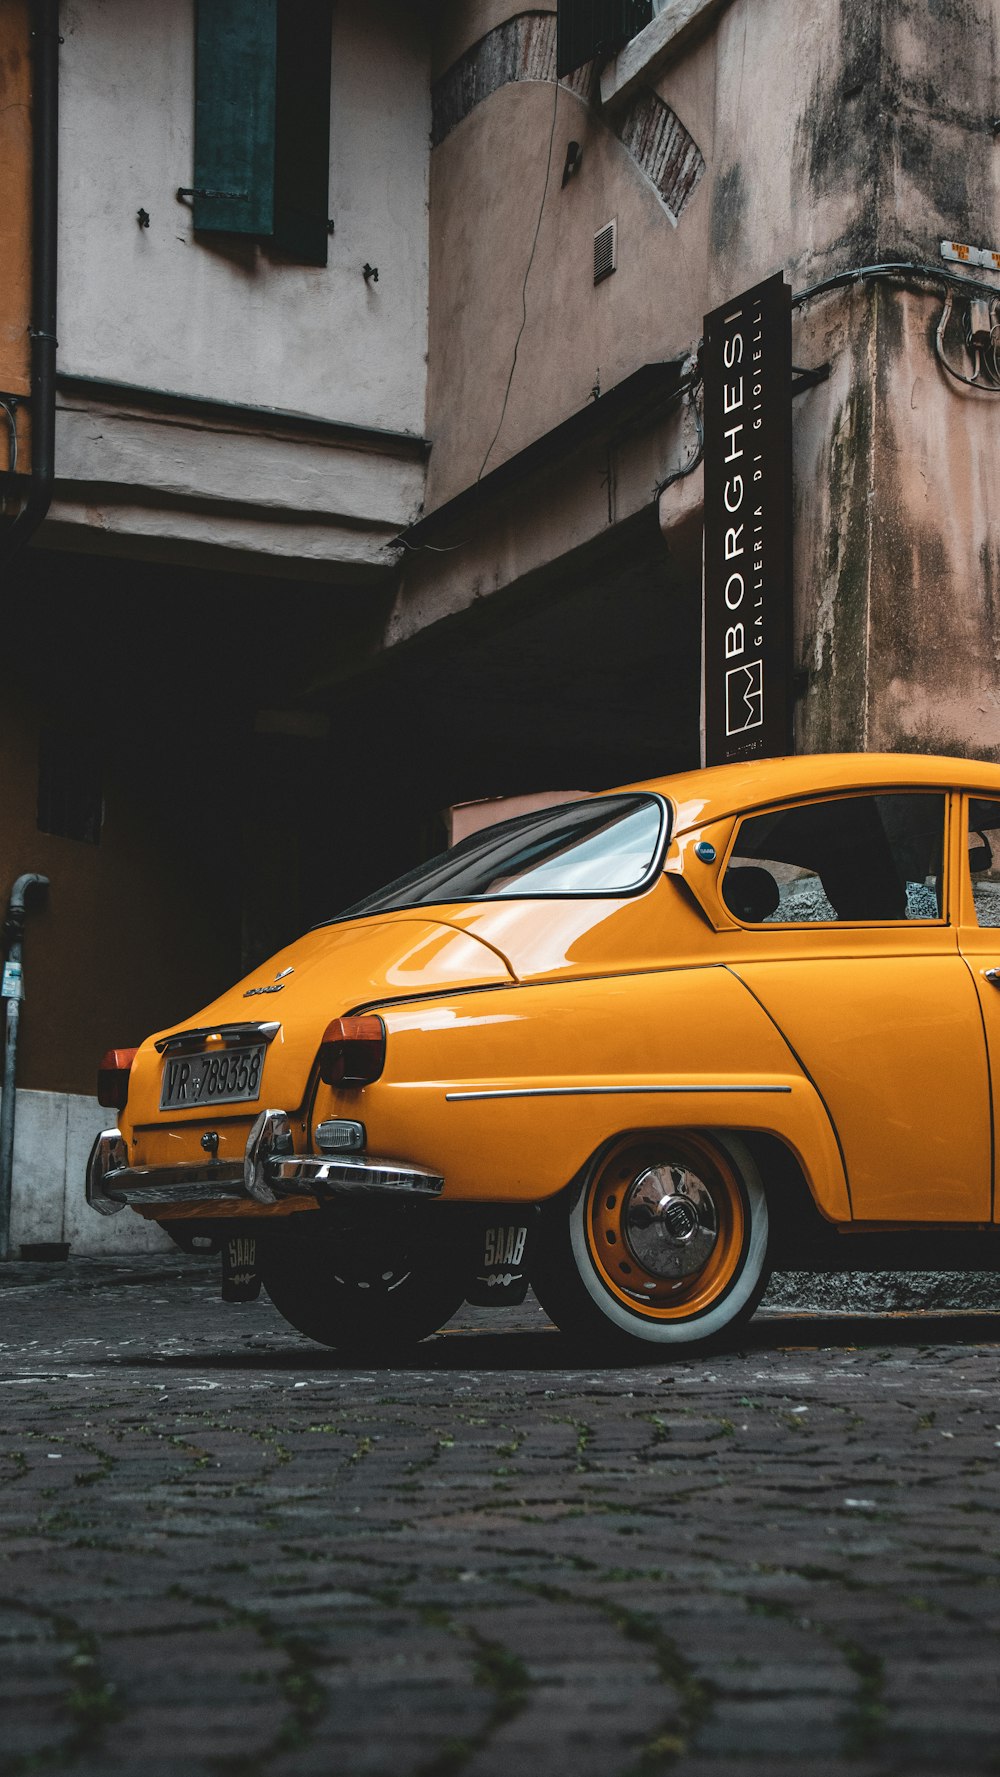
<box><xmin>967</xmin><ymin>800</ymin><xmax>1000</xmax><ymax>926</ymax></box>
<box><xmin>722</xmin><ymin>793</ymin><xmax>946</xmax><ymax>925</ymax></box>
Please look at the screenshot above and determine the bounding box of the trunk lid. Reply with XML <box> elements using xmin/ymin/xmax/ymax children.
<box><xmin>126</xmin><ymin>914</ymin><xmax>515</xmax><ymax>1130</ymax></box>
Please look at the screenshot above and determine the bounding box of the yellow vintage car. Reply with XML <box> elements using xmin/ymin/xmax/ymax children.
<box><xmin>88</xmin><ymin>752</ymin><xmax>1000</xmax><ymax>1352</ymax></box>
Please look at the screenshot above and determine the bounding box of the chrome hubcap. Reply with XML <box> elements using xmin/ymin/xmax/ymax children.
<box><xmin>622</xmin><ymin>1164</ymin><xmax>719</xmax><ymax>1280</ymax></box>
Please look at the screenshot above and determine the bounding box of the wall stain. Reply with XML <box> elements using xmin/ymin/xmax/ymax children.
<box><xmin>800</xmin><ymin>308</ymin><xmax>879</xmax><ymax>756</ymax></box>
<box><xmin>792</xmin><ymin>0</ymin><xmax>883</xmax><ymax>262</ymax></box>
<box><xmin>881</xmin><ymin>0</ymin><xmax>997</xmax><ymax>249</ymax></box>
<box><xmin>710</xmin><ymin>162</ymin><xmax>745</xmax><ymax>257</ymax></box>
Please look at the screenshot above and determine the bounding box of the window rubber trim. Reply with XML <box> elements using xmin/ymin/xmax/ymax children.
<box><xmin>317</xmin><ymin>793</ymin><xmax>672</xmax><ymax>930</ymax></box>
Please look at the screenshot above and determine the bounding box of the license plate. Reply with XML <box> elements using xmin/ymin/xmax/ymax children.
<box><xmin>159</xmin><ymin>1044</ymin><xmax>265</xmax><ymax>1110</ymax></box>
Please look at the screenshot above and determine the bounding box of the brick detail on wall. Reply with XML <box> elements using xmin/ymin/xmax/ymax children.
<box><xmin>431</xmin><ymin>11</ymin><xmax>704</xmax><ymax>223</ymax></box>
<box><xmin>615</xmin><ymin>85</ymin><xmax>705</xmax><ymax>223</ymax></box>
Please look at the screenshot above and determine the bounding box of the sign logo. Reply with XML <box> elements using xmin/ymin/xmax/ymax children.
<box><xmin>725</xmin><ymin>660</ymin><xmax>764</xmax><ymax>735</ymax></box>
<box><xmin>702</xmin><ymin>271</ymin><xmax>792</xmax><ymax>767</ymax></box>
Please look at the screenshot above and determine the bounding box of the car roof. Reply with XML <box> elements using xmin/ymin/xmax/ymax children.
<box><xmin>615</xmin><ymin>752</ymin><xmax>1000</xmax><ymax>836</ymax></box>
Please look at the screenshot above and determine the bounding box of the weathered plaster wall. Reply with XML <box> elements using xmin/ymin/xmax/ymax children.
<box><xmin>390</xmin><ymin>386</ymin><xmax>697</xmax><ymax>643</ymax></box>
<box><xmin>416</xmin><ymin>0</ymin><xmax>1000</xmax><ymax>777</ymax></box>
<box><xmin>791</xmin><ymin>299</ymin><xmax>874</xmax><ymax>755</ymax></box>
<box><xmin>423</xmin><ymin>0</ymin><xmax>902</xmax><ymax>523</ymax></box>
<box><xmin>791</xmin><ymin>0</ymin><xmax>1000</xmax><ymax>758</ymax></box>
<box><xmin>791</xmin><ymin>277</ymin><xmax>1000</xmax><ymax>762</ymax></box>
<box><xmin>37</xmin><ymin>1</ymin><xmax>431</xmax><ymax>573</ymax></box>
<box><xmin>57</xmin><ymin>0</ymin><xmax>430</xmax><ymax>433</ymax></box>
<box><xmin>881</xmin><ymin>0</ymin><xmax>1000</xmax><ymax>262</ymax></box>
<box><xmin>8</xmin><ymin>1090</ymin><xmax>170</xmax><ymax>1256</ymax></box>
<box><xmin>867</xmin><ymin>287</ymin><xmax>1000</xmax><ymax>757</ymax></box>
<box><xmin>424</xmin><ymin>8</ymin><xmax>711</xmax><ymax>511</ymax></box>
<box><xmin>46</xmin><ymin>383</ymin><xmax>428</xmax><ymax>578</ymax></box>
<box><xmin>431</xmin><ymin>0</ymin><xmax>537</xmax><ymax>81</ymax></box>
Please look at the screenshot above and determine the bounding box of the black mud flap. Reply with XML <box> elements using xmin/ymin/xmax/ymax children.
<box><xmin>465</xmin><ymin>1217</ymin><xmax>532</xmax><ymax>1307</ymax></box>
<box><xmin>220</xmin><ymin>1232</ymin><xmax>261</xmax><ymax>1303</ymax></box>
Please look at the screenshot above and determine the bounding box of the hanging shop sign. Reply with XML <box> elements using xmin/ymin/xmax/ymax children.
<box><xmin>702</xmin><ymin>271</ymin><xmax>792</xmax><ymax>767</ymax></box>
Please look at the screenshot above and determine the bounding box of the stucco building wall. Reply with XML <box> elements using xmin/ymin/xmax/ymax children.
<box><xmin>58</xmin><ymin>0</ymin><xmax>430</xmax><ymax>434</ymax></box>
<box><xmin>400</xmin><ymin>0</ymin><xmax>1000</xmax><ymax>779</ymax></box>
<box><xmin>41</xmin><ymin>0</ymin><xmax>431</xmax><ymax>575</ymax></box>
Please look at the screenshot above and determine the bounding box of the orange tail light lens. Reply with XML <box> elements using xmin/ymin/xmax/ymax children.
<box><xmin>318</xmin><ymin>1016</ymin><xmax>385</xmax><ymax>1086</ymax></box>
<box><xmin>97</xmin><ymin>1047</ymin><xmax>138</xmax><ymax>1110</ymax></box>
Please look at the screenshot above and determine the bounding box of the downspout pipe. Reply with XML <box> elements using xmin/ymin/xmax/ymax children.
<box><xmin>1</xmin><ymin>0</ymin><xmax>59</xmax><ymax>569</ymax></box>
<box><xmin>0</xmin><ymin>874</ymin><xmax>49</xmax><ymax>1261</ymax></box>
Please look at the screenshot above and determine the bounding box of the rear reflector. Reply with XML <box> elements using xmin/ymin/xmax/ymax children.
<box><xmin>97</xmin><ymin>1047</ymin><xmax>138</xmax><ymax>1111</ymax></box>
<box><xmin>318</xmin><ymin>1016</ymin><xmax>385</xmax><ymax>1087</ymax></box>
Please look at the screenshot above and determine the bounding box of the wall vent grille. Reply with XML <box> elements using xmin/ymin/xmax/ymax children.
<box><xmin>594</xmin><ymin>219</ymin><xmax>617</xmax><ymax>283</ymax></box>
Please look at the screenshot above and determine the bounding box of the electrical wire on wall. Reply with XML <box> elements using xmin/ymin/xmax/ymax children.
<box><xmin>654</xmin><ymin>369</ymin><xmax>704</xmax><ymax>498</ymax></box>
<box><xmin>792</xmin><ymin>258</ymin><xmax>1000</xmax><ymax>310</ymax></box>
<box><xmin>396</xmin><ymin>74</ymin><xmax>563</xmax><ymax>557</ymax></box>
<box><xmin>793</xmin><ymin>259</ymin><xmax>1000</xmax><ymax>396</ymax></box>
<box><xmin>477</xmin><ymin>73</ymin><xmax>562</xmax><ymax>484</ymax></box>
<box><xmin>935</xmin><ymin>286</ymin><xmax>1000</xmax><ymax>392</ymax></box>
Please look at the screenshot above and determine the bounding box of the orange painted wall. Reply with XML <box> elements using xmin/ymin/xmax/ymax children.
<box><xmin>0</xmin><ymin>0</ymin><xmax>31</xmax><ymax>468</ymax></box>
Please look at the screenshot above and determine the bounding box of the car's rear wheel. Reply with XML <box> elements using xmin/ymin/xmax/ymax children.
<box><xmin>258</xmin><ymin>1225</ymin><xmax>465</xmax><ymax>1353</ymax></box>
<box><xmin>532</xmin><ymin>1131</ymin><xmax>769</xmax><ymax>1352</ymax></box>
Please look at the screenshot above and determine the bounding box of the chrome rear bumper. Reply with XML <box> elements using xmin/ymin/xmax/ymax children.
<box><xmin>86</xmin><ymin>1109</ymin><xmax>444</xmax><ymax>1217</ymax></box>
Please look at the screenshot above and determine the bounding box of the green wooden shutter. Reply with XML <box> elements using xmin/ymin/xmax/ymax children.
<box><xmin>273</xmin><ymin>1</ymin><xmax>333</xmax><ymax>266</ymax></box>
<box><xmin>557</xmin><ymin>0</ymin><xmax>653</xmax><ymax>77</ymax></box>
<box><xmin>194</xmin><ymin>0</ymin><xmax>277</xmax><ymax>236</ymax></box>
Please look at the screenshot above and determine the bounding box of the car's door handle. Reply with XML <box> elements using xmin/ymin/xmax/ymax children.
<box><xmin>983</xmin><ymin>969</ymin><xmax>1000</xmax><ymax>985</ymax></box>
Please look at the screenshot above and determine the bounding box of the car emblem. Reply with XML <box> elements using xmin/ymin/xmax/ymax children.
<box><xmin>243</xmin><ymin>966</ymin><xmax>294</xmax><ymax>999</ymax></box>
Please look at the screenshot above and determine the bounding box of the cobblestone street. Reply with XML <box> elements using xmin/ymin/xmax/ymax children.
<box><xmin>1</xmin><ymin>1258</ymin><xmax>999</xmax><ymax>1775</ymax></box>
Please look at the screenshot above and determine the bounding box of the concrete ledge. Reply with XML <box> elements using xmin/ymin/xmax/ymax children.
<box><xmin>44</xmin><ymin>380</ymin><xmax>428</xmax><ymax>576</ymax></box>
<box><xmin>600</xmin><ymin>0</ymin><xmax>733</xmax><ymax>109</ymax></box>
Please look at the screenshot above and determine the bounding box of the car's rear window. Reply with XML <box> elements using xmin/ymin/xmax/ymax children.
<box><xmin>332</xmin><ymin>795</ymin><xmax>667</xmax><ymax>921</ymax></box>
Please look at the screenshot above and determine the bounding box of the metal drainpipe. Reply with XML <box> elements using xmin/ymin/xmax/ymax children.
<box><xmin>1</xmin><ymin>0</ymin><xmax>59</xmax><ymax>569</ymax></box>
<box><xmin>0</xmin><ymin>875</ymin><xmax>49</xmax><ymax>1261</ymax></box>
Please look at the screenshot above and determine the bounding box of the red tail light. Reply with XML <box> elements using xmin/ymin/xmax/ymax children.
<box><xmin>318</xmin><ymin>1016</ymin><xmax>385</xmax><ymax>1087</ymax></box>
<box><xmin>97</xmin><ymin>1047</ymin><xmax>138</xmax><ymax>1111</ymax></box>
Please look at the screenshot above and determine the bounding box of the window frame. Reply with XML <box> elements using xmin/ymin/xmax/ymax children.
<box><xmin>556</xmin><ymin>0</ymin><xmax>654</xmax><ymax>78</ymax></box>
<box><xmin>322</xmin><ymin>793</ymin><xmax>671</xmax><ymax>928</ymax></box>
<box><xmin>717</xmin><ymin>788</ymin><xmax>953</xmax><ymax>931</ymax></box>
<box><xmin>956</xmin><ymin>791</ymin><xmax>1000</xmax><ymax>931</ymax></box>
<box><xmin>192</xmin><ymin>0</ymin><xmax>333</xmax><ymax>267</ymax></box>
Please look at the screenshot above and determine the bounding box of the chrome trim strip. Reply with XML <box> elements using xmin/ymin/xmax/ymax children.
<box><xmin>154</xmin><ymin>1021</ymin><xmax>281</xmax><ymax>1054</ymax></box>
<box><xmin>445</xmin><ymin>1084</ymin><xmax>794</xmax><ymax>1102</ymax></box>
<box><xmin>86</xmin><ymin>1129</ymin><xmax>130</xmax><ymax>1215</ymax></box>
<box><xmin>110</xmin><ymin>1178</ymin><xmax>249</xmax><ymax>1207</ymax></box>
<box><xmin>86</xmin><ymin>1124</ymin><xmax>444</xmax><ymax>1213</ymax></box>
<box><xmin>269</xmin><ymin>1156</ymin><xmax>443</xmax><ymax>1196</ymax></box>
<box><xmin>110</xmin><ymin>1160</ymin><xmax>244</xmax><ymax>1190</ymax></box>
